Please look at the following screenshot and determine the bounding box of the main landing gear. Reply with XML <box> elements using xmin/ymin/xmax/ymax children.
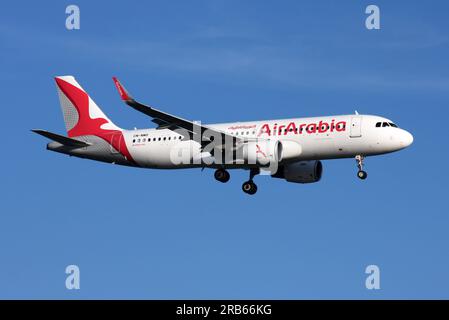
<box><xmin>214</xmin><ymin>168</ymin><xmax>259</xmax><ymax>195</ymax></box>
<box><xmin>242</xmin><ymin>180</ymin><xmax>257</xmax><ymax>195</ymax></box>
<box><xmin>355</xmin><ymin>155</ymin><xmax>368</xmax><ymax>180</ymax></box>
<box><xmin>214</xmin><ymin>168</ymin><xmax>230</xmax><ymax>183</ymax></box>
<box><xmin>242</xmin><ymin>168</ymin><xmax>259</xmax><ymax>195</ymax></box>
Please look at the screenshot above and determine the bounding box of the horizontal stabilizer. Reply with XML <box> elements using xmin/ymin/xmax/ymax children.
<box><xmin>32</xmin><ymin>129</ymin><xmax>91</xmax><ymax>147</ymax></box>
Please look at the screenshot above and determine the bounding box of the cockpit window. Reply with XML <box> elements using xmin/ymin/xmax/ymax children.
<box><xmin>376</xmin><ymin>121</ymin><xmax>399</xmax><ymax>128</ymax></box>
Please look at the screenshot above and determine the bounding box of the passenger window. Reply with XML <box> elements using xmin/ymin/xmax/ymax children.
<box><xmin>133</xmin><ymin>139</ymin><xmax>135</xmax><ymax>143</ymax></box>
<box><xmin>158</xmin><ymin>137</ymin><xmax>161</xmax><ymax>141</ymax></box>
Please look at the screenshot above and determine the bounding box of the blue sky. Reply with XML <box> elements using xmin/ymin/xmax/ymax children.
<box><xmin>1</xmin><ymin>1</ymin><xmax>448</xmax><ymax>299</ymax></box>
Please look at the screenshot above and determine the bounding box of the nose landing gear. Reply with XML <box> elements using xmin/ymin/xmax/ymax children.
<box><xmin>357</xmin><ymin>170</ymin><xmax>368</xmax><ymax>180</ymax></box>
<box><xmin>355</xmin><ymin>155</ymin><xmax>368</xmax><ymax>180</ymax></box>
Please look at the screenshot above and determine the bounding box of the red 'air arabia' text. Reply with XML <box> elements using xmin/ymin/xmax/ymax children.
<box><xmin>258</xmin><ymin>119</ymin><xmax>347</xmax><ymax>137</ymax></box>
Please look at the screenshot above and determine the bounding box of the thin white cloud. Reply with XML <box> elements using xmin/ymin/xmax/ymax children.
<box><xmin>1</xmin><ymin>22</ymin><xmax>449</xmax><ymax>92</ymax></box>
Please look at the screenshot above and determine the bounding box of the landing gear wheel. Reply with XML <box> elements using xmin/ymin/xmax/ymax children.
<box><xmin>214</xmin><ymin>169</ymin><xmax>230</xmax><ymax>183</ymax></box>
<box><xmin>357</xmin><ymin>170</ymin><xmax>368</xmax><ymax>180</ymax></box>
<box><xmin>242</xmin><ymin>181</ymin><xmax>257</xmax><ymax>195</ymax></box>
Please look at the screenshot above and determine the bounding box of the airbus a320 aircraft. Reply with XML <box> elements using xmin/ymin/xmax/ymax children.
<box><xmin>33</xmin><ymin>76</ymin><xmax>413</xmax><ymax>195</ymax></box>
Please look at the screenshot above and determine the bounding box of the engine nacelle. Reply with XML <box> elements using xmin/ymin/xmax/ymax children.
<box><xmin>272</xmin><ymin>160</ymin><xmax>323</xmax><ymax>183</ymax></box>
<box><xmin>241</xmin><ymin>140</ymin><xmax>282</xmax><ymax>166</ymax></box>
<box><xmin>279</xmin><ymin>140</ymin><xmax>302</xmax><ymax>161</ymax></box>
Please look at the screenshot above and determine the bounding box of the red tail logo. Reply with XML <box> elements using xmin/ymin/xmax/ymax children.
<box><xmin>55</xmin><ymin>77</ymin><xmax>135</xmax><ymax>163</ymax></box>
<box><xmin>56</xmin><ymin>78</ymin><xmax>109</xmax><ymax>138</ymax></box>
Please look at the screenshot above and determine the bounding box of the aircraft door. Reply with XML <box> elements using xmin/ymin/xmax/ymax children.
<box><xmin>350</xmin><ymin>116</ymin><xmax>362</xmax><ymax>138</ymax></box>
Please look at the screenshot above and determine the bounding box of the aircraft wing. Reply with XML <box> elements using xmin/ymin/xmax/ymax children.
<box><xmin>112</xmin><ymin>77</ymin><xmax>240</xmax><ymax>147</ymax></box>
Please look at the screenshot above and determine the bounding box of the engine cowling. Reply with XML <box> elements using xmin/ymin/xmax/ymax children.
<box><xmin>272</xmin><ymin>160</ymin><xmax>323</xmax><ymax>183</ymax></box>
<box><xmin>279</xmin><ymin>140</ymin><xmax>302</xmax><ymax>161</ymax></box>
<box><xmin>241</xmin><ymin>140</ymin><xmax>282</xmax><ymax>166</ymax></box>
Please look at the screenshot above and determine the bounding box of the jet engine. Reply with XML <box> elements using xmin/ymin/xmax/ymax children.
<box><xmin>272</xmin><ymin>160</ymin><xmax>323</xmax><ymax>183</ymax></box>
<box><xmin>241</xmin><ymin>140</ymin><xmax>282</xmax><ymax>166</ymax></box>
<box><xmin>278</xmin><ymin>140</ymin><xmax>302</xmax><ymax>161</ymax></box>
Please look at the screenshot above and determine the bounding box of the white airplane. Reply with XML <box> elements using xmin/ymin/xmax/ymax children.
<box><xmin>33</xmin><ymin>76</ymin><xmax>413</xmax><ymax>195</ymax></box>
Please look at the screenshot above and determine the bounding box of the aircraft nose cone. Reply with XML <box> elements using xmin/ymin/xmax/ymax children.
<box><xmin>400</xmin><ymin>130</ymin><xmax>414</xmax><ymax>148</ymax></box>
